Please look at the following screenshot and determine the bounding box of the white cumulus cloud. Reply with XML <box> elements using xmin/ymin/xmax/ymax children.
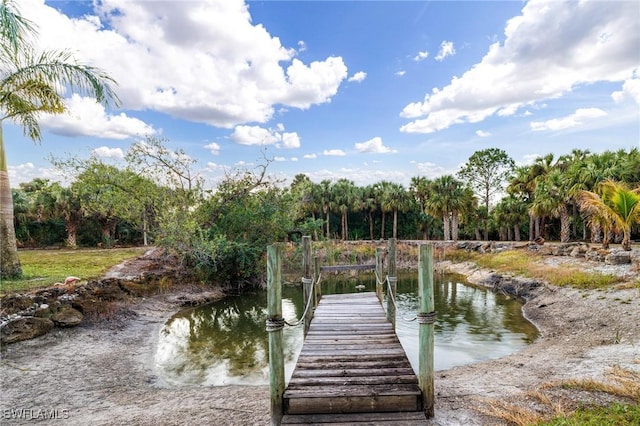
<box><xmin>354</xmin><ymin>137</ymin><xmax>396</xmax><ymax>154</ymax></box>
<box><xmin>230</xmin><ymin>125</ymin><xmax>300</xmax><ymax>148</ymax></box>
<box><xmin>400</xmin><ymin>1</ymin><xmax>639</xmax><ymax>134</ymax></box>
<box><xmin>23</xmin><ymin>0</ymin><xmax>348</xmax><ymax>129</ymax></box>
<box><xmin>475</xmin><ymin>130</ymin><xmax>491</xmax><ymax>137</ymax></box>
<box><xmin>435</xmin><ymin>41</ymin><xmax>455</xmax><ymax>61</ymax></box>
<box><xmin>413</xmin><ymin>51</ymin><xmax>429</xmax><ymax>62</ymax></box>
<box><xmin>92</xmin><ymin>146</ymin><xmax>125</xmax><ymax>159</ymax></box>
<box><xmin>323</xmin><ymin>149</ymin><xmax>346</xmax><ymax>156</ymax></box>
<box><xmin>530</xmin><ymin>108</ymin><xmax>607</xmax><ymax>131</ymax></box>
<box><xmin>205</xmin><ymin>142</ymin><xmax>221</xmax><ymax>155</ymax></box>
<box><xmin>38</xmin><ymin>95</ymin><xmax>156</xmax><ymax>139</ymax></box>
<box><xmin>348</xmin><ymin>71</ymin><xmax>367</xmax><ymax>83</ymax></box>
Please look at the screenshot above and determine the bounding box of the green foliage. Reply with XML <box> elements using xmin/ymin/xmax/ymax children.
<box><xmin>538</xmin><ymin>403</ymin><xmax>640</xmax><ymax>426</ymax></box>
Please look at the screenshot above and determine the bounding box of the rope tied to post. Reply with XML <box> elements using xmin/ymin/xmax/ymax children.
<box><xmin>417</xmin><ymin>311</ymin><xmax>437</xmax><ymax>324</ymax></box>
<box><xmin>282</xmin><ymin>274</ymin><xmax>321</xmax><ymax>327</ymax></box>
<box><xmin>265</xmin><ymin>317</ymin><xmax>285</xmax><ymax>332</ymax></box>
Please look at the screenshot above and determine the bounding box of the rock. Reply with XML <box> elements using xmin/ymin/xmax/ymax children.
<box><xmin>631</xmin><ymin>250</ymin><xmax>640</xmax><ymax>272</ymax></box>
<box><xmin>33</xmin><ymin>304</ymin><xmax>51</xmax><ymax>318</ymax></box>
<box><xmin>605</xmin><ymin>250</ymin><xmax>631</xmax><ymax>265</ymax></box>
<box><xmin>51</xmin><ymin>306</ymin><xmax>84</xmax><ymax>327</ymax></box>
<box><xmin>0</xmin><ymin>317</ymin><xmax>54</xmax><ymax>344</ymax></box>
<box><xmin>586</xmin><ymin>249</ymin><xmax>606</xmax><ymax>262</ymax></box>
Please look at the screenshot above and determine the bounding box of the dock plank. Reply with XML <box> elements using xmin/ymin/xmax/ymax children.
<box><xmin>283</xmin><ymin>292</ymin><xmax>423</xmax><ymax>418</ymax></box>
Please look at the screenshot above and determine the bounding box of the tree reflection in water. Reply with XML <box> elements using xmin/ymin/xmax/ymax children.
<box><xmin>155</xmin><ymin>273</ymin><xmax>538</xmax><ymax>386</ymax></box>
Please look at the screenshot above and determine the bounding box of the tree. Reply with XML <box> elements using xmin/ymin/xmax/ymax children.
<box><xmin>382</xmin><ymin>182</ymin><xmax>409</xmax><ymax>240</ymax></box>
<box><xmin>0</xmin><ymin>0</ymin><xmax>118</xmax><ymax>278</ymax></box>
<box><xmin>425</xmin><ymin>175</ymin><xmax>467</xmax><ymax>241</ymax></box>
<box><xmin>458</xmin><ymin>148</ymin><xmax>515</xmax><ymax>240</ymax></box>
<box><xmin>578</xmin><ymin>180</ymin><xmax>640</xmax><ymax>250</ymax></box>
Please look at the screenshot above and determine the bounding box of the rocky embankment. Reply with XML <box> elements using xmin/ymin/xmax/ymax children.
<box><xmin>0</xmin><ymin>248</ymin><xmax>222</xmax><ymax>345</ymax></box>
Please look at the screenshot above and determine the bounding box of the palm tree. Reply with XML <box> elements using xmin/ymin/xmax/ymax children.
<box><xmin>331</xmin><ymin>179</ymin><xmax>357</xmax><ymax>241</ymax></box>
<box><xmin>578</xmin><ymin>180</ymin><xmax>640</xmax><ymax>251</ymax></box>
<box><xmin>425</xmin><ymin>175</ymin><xmax>465</xmax><ymax>241</ymax></box>
<box><xmin>318</xmin><ymin>179</ymin><xmax>333</xmax><ymax>239</ymax></box>
<box><xmin>382</xmin><ymin>182</ymin><xmax>409</xmax><ymax>239</ymax></box>
<box><xmin>0</xmin><ymin>0</ymin><xmax>118</xmax><ymax>278</ymax></box>
<box><xmin>410</xmin><ymin>176</ymin><xmax>432</xmax><ymax>240</ymax></box>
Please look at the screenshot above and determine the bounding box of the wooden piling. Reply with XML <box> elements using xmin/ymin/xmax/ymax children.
<box><xmin>267</xmin><ymin>244</ymin><xmax>285</xmax><ymax>425</ymax></box>
<box><xmin>313</xmin><ymin>256</ymin><xmax>321</xmax><ymax>302</ymax></box>
<box><xmin>386</xmin><ymin>238</ymin><xmax>397</xmax><ymax>329</ymax></box>
<box><xmin>418</xmin><ymin>244</ymin><xmax>435</xmax><ymax>418</ymax></box>
<box><xmin>302</xmin><ymin>236</ymin><xmax>313</xmax><ymax>336</ymax></box>
<box><xmin>375</xmin><ymin>247</ymin><xmax>384</xmax><ymax>303</ymax></box>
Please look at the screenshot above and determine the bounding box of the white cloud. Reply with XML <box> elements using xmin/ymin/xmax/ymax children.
<box><xmin>303</xmin><ymin>153</ymin><xmax>317</xmax><ymax>159</ymax></box>
<box><xmin>414</xmin><ymin>161</ymin><xmax>450</xmax><ymax>179</ymax></box>
<box><xmin>297</xmin><ymin>40</ymin><xmax>307</xmax><ymax>52</ymax></box>
<box><xmin>413</xmin><ymin>51</ymin><xmax>429</xmax><ymax>62</ymax></box>
<box><xmin>274</xmin><ymin>156</ymin><xmax>286</xmax><ymax>162</ymax></box>
<box><xmin>354</xmin><ymin>137</ymin><xmax>396</xmax><ymax>154</ymax></box>
<box><xmin>38</xmin><ymin>95</ymin><xmax>156</xmax><ymax>139</ymax></box>
<box><xmin>205</xmin><ymin>142</ymin><xmax>221</xmax><ymax>155</ymax></box>
<box><xmin>395</xmin><ymin>70</ymin><xmax>406</xmax><ymax>77</ymax></box>
<box><xmin>612</xmin><ymin>76</ymin><xmax>640</xmax><ymax>104</ymax></box>
<box><xmin>8</xmin><ymin>163</ymin><xmax>67</xmax><ymax>186</ymax></box>
<box><xmin>230</xmin><ymin>125</ymin><xmax>300</xmax><ymax>148</ymax></box>
<box><xmin>435</xmin><ymin>41</ymin><xmax>455</xmax><ymax>61</ymax></box>
<box><xmin>530</xmin><ymin>107</ymin><xmax>607</xmax><ymax>131</ymax></box>
<box><xmin>92</xmin><ymin>146</ymin><xmax>125</xmax><ymax>159</ymax></box>
<box><xmin>475</xmin><ymin>130</ymin><xmax>491</xmax><ymax>137</ymax></box>
<box><xmin>400</xmin><ymin>1</ymin><xmax>639</xmax><ymax>134</ymax></box>
<box><xmin>24</xmin><ymin>0</ymin><xmax>348</xmax><ymax>129</ymax></box>
<box><xmin>521</xmin><ymin>154</ymin><xmax>541</xmax><ymax>165</ymax></box>
<box><xmin>348</xmin><ymin>71</ymin><xmax>367</xmax><ymax>83</ymax></box>
<box><xmin>323</xmin><ymin>149</ymin><xmax>346</xmax><ymax>156</ymax></box>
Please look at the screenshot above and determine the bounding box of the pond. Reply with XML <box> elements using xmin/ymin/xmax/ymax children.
<box><xmin>154</xmin><ymin>273</ymin><xmax>538</xmax><ymax>386</ymax></box>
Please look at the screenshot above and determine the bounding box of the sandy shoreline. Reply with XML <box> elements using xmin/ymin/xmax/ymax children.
<box><xmin>1</xmin><ymin>256</ymin><xmax>639</xmax><ymax>425</ymax></box>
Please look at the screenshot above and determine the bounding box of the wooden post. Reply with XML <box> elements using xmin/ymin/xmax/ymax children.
<box><xmin>267</xmin><ymin>244</ymin><xmax>285</xmax><ymax>425</ymax></box>
<box><xmin>375</xmin><ymin>247</ymin><xmax>384</xmax><ymax>303</ymax></box>
<box><xmin>302</xmin><ymin>236</ymin><xmax>313</xmax><ymax>336</ymax></box>
<box><xmin>386</xmin><ymin>238</ymin><xmax>397</xmax><ymax>329</ymax></box>
<box><xmin>418</xmin><ymin>244</ymin><xmax>435</xmax><ymax>418</ymax></box>
<box><xmin>314</xmin><ymin>256</ymin><xmax>321</xmax><ymax>302</ymax></box>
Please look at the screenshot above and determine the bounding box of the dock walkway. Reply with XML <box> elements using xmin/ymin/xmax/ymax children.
<box><xmin>281</xmin><ymin>292</ymin><xmax>427</xmax><ymax>425</ymax></box>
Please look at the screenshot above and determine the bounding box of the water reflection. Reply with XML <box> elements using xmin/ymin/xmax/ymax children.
<box><xmin>155</xmin><ymin>286</ymin><xmax>304</xmax><ymax>386</ymax></box>
<box><xmin>394</xmin><ymin>273</ymin><xmax>538</xmax><ymax>372</ymax></box>
<box><xmin>155</xmin><ymin>273</ymin><xmax>538</xmax><ymax>386</ymax></box>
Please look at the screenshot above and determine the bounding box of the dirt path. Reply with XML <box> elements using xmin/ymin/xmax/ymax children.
<box><xmin>1</xmin><ymin>255</ymin><xmax>639</xmax><ymax>425</ymax></box>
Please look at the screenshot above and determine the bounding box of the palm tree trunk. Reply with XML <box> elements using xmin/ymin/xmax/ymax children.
<box><xmin>368</xmin><ymin>211</ymin><xmax>374</xmax><ymax>240</ymax></box>
<box><xmin>514</xmin><ymin>223</ymin><xmax>521</xmax><ymax>241</ymax></box>
<box><xmin>325</xmin><ymin>209</ymin><xmax>330</xmax><ymax>239</ymax></box>
<box><xmin>380</xmin><ymin>211</ymin><xmax>386</xmax><ymax>239</ymax></box>
<box><xmin>0</xmin><ymin>127</ymin><xmax>22</xmax><ymax>278</ymax></box>
<box><xmin>443</xmin><ymin>213</ymin><xmax>450</xmax><ymax>241</ymax></box>
<box><xmin>560</xmin><ymin>205</ymin><xmax>570</xmax><ymax>243</ymax></box>
<box><xmin>451</xmin><ymin>211</ymin><xmax>459</xmax><ymax>241</ymax></box>
<box><xmin>591</xmin><ymin>222</ymin><xmax>601</xmax><ymax>243</ymax></box>
<box><xmin>393</xmin><ymin>209</ymin><xmax>398</xmax><ymax>239</ymax></box>
<box><xmin>529</xmin><ymin>212</ymin><xmax>535</xmax><ymax>241</ymax></box>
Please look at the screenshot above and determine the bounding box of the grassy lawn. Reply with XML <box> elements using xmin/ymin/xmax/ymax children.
<box><xmin>1</xmin><ymin>247</ymin><xmax>149</xmax><ymax>294</ymax></box>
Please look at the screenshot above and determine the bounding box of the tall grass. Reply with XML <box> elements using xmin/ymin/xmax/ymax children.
<box><xmin>458</xmin><ymin>250</ymin><xmax>624</xmax><ymax>289</ymax></box>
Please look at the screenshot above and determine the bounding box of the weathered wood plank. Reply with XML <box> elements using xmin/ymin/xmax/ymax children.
<box><xmin>291</xmin><ymin>367</ymin><xmax>415</xmax><ymax>378</ymax></box>
<box><xmin>284</xmin><ymin>291</ymin><xmax>423</xmax><ymax>416</ymax></box>
<box><xmin>319</xmin><ymin>264</ymin><xmax>376</xmax><ymax>272</ymax></box>
<box><xmin>281</xmin><ymin>411</ymin><xmax>428</xmax><ymax>425</ymax></box>
<box><xmin>286</xmin><ymin>374</ymin><xmax>419</xmax><ymax>387</ymax></box>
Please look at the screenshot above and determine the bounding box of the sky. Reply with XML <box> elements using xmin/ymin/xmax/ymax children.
<box><xmin>4</xmin><ymin>0</ymin><xmax>640</xmax><ymax>190</ymax></box>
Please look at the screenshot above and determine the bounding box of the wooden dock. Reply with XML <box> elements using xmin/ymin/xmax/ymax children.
<box><xmin>281</xmin><ymin>292</ymin><xmax>427</xmax><ymax>425</ymax></box>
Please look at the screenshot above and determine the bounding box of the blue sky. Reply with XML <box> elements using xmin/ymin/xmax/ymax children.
<box><xmin>5</xmin><ymin>0</ymin><xmax>640</xmax><ymax>189</ymax></box>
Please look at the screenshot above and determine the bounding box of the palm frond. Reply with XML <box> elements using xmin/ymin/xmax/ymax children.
<box><xmin>0</xmin><ymin>0</ymin><xmax>37</xmax><ymax>53</ymax></box>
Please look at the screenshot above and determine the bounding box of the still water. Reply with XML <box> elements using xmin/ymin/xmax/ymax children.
<box><xmin>154</xmin><ymin>273</ymin><xmax>538</xmax><ymax>386</ymax></box>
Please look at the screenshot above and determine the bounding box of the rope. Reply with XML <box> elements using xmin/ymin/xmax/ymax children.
<box><xmin>265</xmin><ymin>317</ymin><xmax>285</xmax><ymax>332</ymax></box>
<box><xmin>283</xmin><ymin>275</ymin><xmax>319</xmax><ymax>327</ymax></box>
<box><xmin>384</xmin><ymin>275</ymin><xmax>422</xmax><ymax>322</ymax></box>
<box><xmin>417</xmin><ymin>311</ymin><xmax>437</xmax><ymax>324</ymax></box>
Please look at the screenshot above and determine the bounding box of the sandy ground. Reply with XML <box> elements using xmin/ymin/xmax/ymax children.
<box><xmin>1</xmin><ymin>254</ymin><xmax>639</xmax><ymax>425</ymax></box>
